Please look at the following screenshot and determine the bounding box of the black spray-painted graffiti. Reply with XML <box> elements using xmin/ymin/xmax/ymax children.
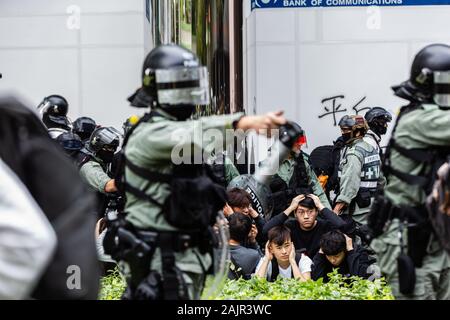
<box><xmin>318</xmin><ymin>95</ymin><xmax>371</xmax><ymax>126</ymax></box>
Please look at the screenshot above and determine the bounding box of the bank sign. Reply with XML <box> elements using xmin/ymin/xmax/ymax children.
<box><xmin>251</xmin><ymin>0</ymin><xmax>450</xmax><ymax>10</ymax></box>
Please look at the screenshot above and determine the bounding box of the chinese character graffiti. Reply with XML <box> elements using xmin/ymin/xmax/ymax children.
<box><xmin>319</xmin><ymin>95</ymin><xmax>371</xmax><ymax>126</ymax></box>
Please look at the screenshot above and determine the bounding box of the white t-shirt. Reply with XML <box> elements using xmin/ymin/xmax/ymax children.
<box><xmin>255</xmin><ymin>254</ymin><xmax>313</xmax><ymax>280</ymax></box>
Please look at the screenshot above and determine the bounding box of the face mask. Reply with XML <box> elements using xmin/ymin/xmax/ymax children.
<box><xmin>342</xmin><ymin>132</ymin><xmax>353</xmax><ymax>144</ymax></box>
<box><xmin>372</xmin><ymin>121</ymin><xmax>388</xmax><ymax>136</ymax></box>
<box><xmin>97</xmin><ymin>149</ymin><xmax>115</xmax><ymax>164</ymax></box>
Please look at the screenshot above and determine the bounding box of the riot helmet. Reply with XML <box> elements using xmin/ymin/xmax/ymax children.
<box><xmin>37</xmin><ymin>95</ymin><xmax>71</xmax><ymax>130</ymax></box>
<box><xmin>338</xmin><ymin>115</ymin><xmax>369</xmax><ymax>144</ymax></box>
<box><xmin>128</xmin><ymin>44</ymin><xmax>210</xmax><ymax>120</ymax></box>
<box><xmin>364</xmin><ymin>107</ymin><xmax>393</xmax><ymax>136</ymax></box>
<box><xmin>280</xmin><ymin>121</ymin><xmax>306</xmax><ymax>153</ymax></box>
<box><xmin>56</xmin><ymin>132</ymin><xmax>83</xmax><ymax>158</ymax></box>
<box><xmin>73</xmin><ymin>117</ymin><xmax>97</xmax><ymax>141</ymax></box>
<box><xmin>87</xmin><ymin>127</ymin><xmax>120</xmax><ymax>164</ymax></box>
<box><xmin>393</xmin><ymin>44</ymin><xmax>450</xmax><ymax>107</ymax></box>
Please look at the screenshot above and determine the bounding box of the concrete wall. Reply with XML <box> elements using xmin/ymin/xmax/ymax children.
<box><xmin>0</xmin><ymin>0</ymin><xmax>147</xmax><ymax>130</ymax></box>
<box><xmin>243</xmin><ymin>2</ymin><xmax>450</xmax><ymax>157</ymax></box>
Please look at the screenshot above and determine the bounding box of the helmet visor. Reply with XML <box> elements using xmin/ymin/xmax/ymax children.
<box><xmin>155</xmin><ymin>66</ymin><xmax>210</xmax><ymax>106</ymax></box>
<box><xmin>49</xmin><ymin>115</ymin><xmax>71</xmax><ymax>126</ymax></box>
<box><xmin>434</xmin><ymin>71</ymin><xmax>450</xmax><ymax>107</ymax></box>
<box><xmin>60</xmin><ymin>139</ymin><xmax>83</xmax><ymax>151</ymax></box>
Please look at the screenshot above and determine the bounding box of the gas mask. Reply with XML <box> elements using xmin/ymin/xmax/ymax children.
<box><xmin>97</xmin><ymin>146</ymin><xmax>116</xmax><ymax>164</ymax></box>
<box><xmin>371</xmin><ymin>119</ymin><xmax>389</xmax><ymax>136</ymax></box>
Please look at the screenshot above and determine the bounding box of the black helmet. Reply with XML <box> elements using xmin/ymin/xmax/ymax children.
<box><xmin>365</xmin><ymin>107</ymin><xmax>392</xmax><ymax>123</ymax></box>
<box><xmin>365</xmin><ymin>107</ymin><xmax>392</xmax><ymax>136</ymax></box>
<box><xmin>393</xmin><ymin>44</ymin><xmax>450</xmax><ymax>106</ymax></box>
<box><xmin>37</xmin><ymin>95</ymin><xmax>71</xmax><ymax>130</ymax></box>
<box><xmin>128</xmin><ymin>44</ymin><xmax>210</xmax><ymax>116</ymax></box>
<box><xmin>56</xmin><ymin>132</ymin><xmax>83</xmax><ymax>157</ymax></box>
<box><xmin>87</xmin><ymin>127</ymin><xmax>120</xmax><ymax>163</ymax></box>
<box><xmin>279</xmin><ymin>121</ymin><xmax>306</xmax><ymax>148</ymax></box>
<box><xmin>73</xmin><ymin>117</ymin><xmax>97</xmax><ymax>141</ymax></box>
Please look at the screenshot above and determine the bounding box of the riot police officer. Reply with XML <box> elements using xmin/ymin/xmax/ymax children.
<box><xmin>37</xmin><ymin>95</ymin><xmax>72</xmax><ymax>139</ymax></box>
<box><xmin>73</xmin><ymin>117</ymin><xmax>97</xmax><ymax>145</ymax></box>
<box><xmin>334</xmin><ymin>115</ymin><xmax>382</xmax><ymax>226</ymax></box>
<box><xmin>56</xmin><ymin>132</ymin><xmax>83</xmax><ymax>161</ymax></box>
<box><xmin>364</xmin><ymin>107</ymin><xmax>393</xmax><ymax>157</ymax></box>
<box><xmin>79</xmin><ymin>127</ymin><xmax>120</xmax><ymax>218</ymax></box>
<box><xmin>369</xmin><ymin>44</ymin><xmax>450</xmax><ymax>300</ymax></box>
<box><xmin>112</xmin><ymin>44</ymin><xmax>287</xmax><ymax>300</ymax></box>
<box><xmin>270</xmin><ymin>123</ymin><xmax>331</xmax><ymax>215</ymax></box>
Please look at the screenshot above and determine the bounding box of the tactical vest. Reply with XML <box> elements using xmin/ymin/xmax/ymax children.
<box><xmin>115</xmin><ymin>112</ymin><xmax>227</xmax><ymax>232</ymax></box>
<box><xmin>338</xmin><ymin>140</ymin><xmax>381</xmax><ymax>204</ymax></box>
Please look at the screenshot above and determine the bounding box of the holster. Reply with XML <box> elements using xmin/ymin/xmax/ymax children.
<box><xmin>367</xmin><ymin>194</ymin><xmax>393</xmax><ymax>239</ymax></box>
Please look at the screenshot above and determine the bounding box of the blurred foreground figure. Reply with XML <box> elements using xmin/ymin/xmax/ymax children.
<box><xmin>369</xmin><ymin>44</ymin><xmax>450</xmax><ymax>300</ymax></box>
<box><xmin>0</xmin><ymin>95</ymin><xmax>100</xmax><ymax>300</ymax></box>
<box><xmin>0</xmin><ymin>158</ymin><xmax>56</xmax><ymax>299</ymax></box>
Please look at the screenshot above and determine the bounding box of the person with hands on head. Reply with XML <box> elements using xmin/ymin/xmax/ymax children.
<box><xmin>312</xmin><ymin>230</ymin><xmax>376</xmax><ymax>283</ymax></box>
<box><xmin>255</xmin><ymin>226</ymin><xmax>311</xmax><ymax>282</ymax></box>
<box><xmin>228</xmin><ymin>213</ymin><xmax>263</xmax><ymax>280</ymax></box>
<box><xmin>263</xmin><ymin>193</ymin><xmax>347</xmax><ymax>258</ymax></box>
<box><xmin>223</xmin><ymin>188</ymin><xmax>267</xmax><ymax>246</ymax></box>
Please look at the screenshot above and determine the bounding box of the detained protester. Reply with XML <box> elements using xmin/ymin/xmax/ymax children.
<box><xmin>263</xmin><ymin>194</ymin><xmax>347</xmax><ymax>258</ymax></box>
<box><xmin>228</xmin><ymin>213</ymin><xmax>263</xmax><ymax>280</ymax></box>
<box><xmin>255</xmin><ymin>226</ymin><xmax>312</xmax><ymax>282</ymax></box>
<box><xmin>312</xmin><ymin>230</ymin><xmax>377</xmax><ymax>283</ymax></box>
<box><xmin>224</xmin><ymin>188</ymin><xmax>266</xmax><ymax>246</ymax></box>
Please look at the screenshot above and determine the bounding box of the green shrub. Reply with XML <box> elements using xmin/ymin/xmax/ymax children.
<box><xmin>99</xmin><ymin>269</ymin><xmax>127</xmax><ymax>300</ymax></box>
<box><xmin>214</xmin><ymin>270</ymin><xmax>395</xmax><ymax>300</ymax></box>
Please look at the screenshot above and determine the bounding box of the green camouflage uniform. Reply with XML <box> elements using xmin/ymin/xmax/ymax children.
<box><xmin>337</xmin><ymin>139</ymin><xmax>381</xmax><ymax>225</ymax></box>
<box><xmin>79</xmin><ymin>158</ymin><xmax>110</xmax><ymax>194</ymax></box>
<box><xmin>224</xmin><ymin>156</ymin><xmax>240</xmax><ymax>185</ymax></box>
<box><xmin>371</xmin><ymin>104</ymin><xmax>450</xmax><ymax>300</ymax></box>
<box><xmin>275</xmin><ymin>155</ymin><xmax>331</xmax><ymax>209</ymax></box>
<box><xmin>124</xmin><ymin>112</ymin><xmax>243</xmax><ymax>299</ymax></box>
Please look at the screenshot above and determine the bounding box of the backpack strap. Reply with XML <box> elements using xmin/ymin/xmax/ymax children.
<box><xmin>125</xmin><ymin>158</ymin><xmax>172</xmax><ymax>184</ymax></box>
<box><xmin>270</xmin><ymin>259</ymin><xmax>279</xmax><ymax>282</ymax></box>
<box><xmin>385</xmin><ymin>139</ymin><xmax>448</xmax><ymax>189</ymax></box>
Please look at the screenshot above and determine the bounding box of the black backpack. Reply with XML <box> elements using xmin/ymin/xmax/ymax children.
<box><xmin>0</xmin><ymin>96</ymin><xmax>100</xmax><ymax>300</ymax></box>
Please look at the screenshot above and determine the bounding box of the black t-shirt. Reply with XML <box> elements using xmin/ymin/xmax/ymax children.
<box><xmin>263</xmin><ymin>208</ymin><xmax>346</xmax><ymax>258</ymax></box>
<box><xmin>285</xmin><ymin>219</ymin><xmax>330</xmax><ymax>258</ymax></box>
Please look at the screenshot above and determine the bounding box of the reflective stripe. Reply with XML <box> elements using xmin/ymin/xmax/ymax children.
<box><xmin>364</xmin><ymin>154</ymin><xmax>381</xmax><ymax>164</ymax></box>
<box><xmin>360</xmin><ymin>181</ymin><xmax>377</xmax><ymax>188</ymax></box>
<box><xmin>156</xmin><ymin>66</ymin><xmax>207</xmax><ymax>83</ymax></box>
